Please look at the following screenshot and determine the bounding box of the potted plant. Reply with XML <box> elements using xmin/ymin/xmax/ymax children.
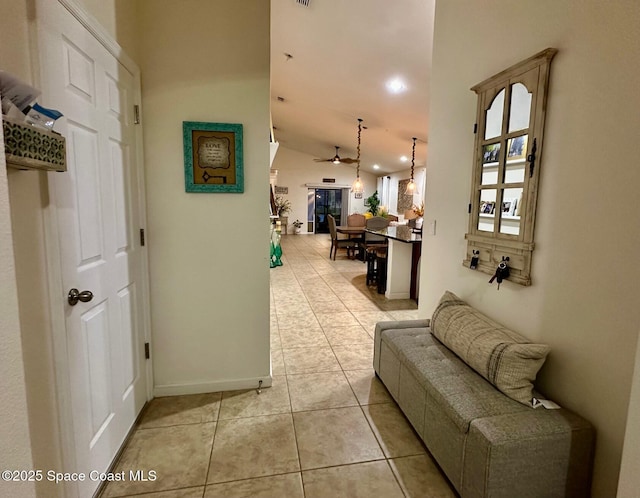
<box><xmin>364</xmin><ymin>190</ymin><xmax>381</xmax><ymax>216</ymax></box>
<box><xmin>274</xmin><ymin>195</ymin><xmax>291</xmax><ymax>232</ymax></box>
<box><xmin>292</xmin><ymin>220</ymin><xmax>304</xmax><ymax>234</ymax></box>
<box><xmin>274</xmin><ymin>195</ymin><xmax>291</xmax><ymax>217</ymax></box>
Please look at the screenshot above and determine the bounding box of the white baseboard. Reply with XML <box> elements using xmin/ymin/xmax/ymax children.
<box><xmin>385</xmin><ymin>291</ymin><xmax>410</xmax><ymax>299</ymax></box>
<box><xmin>153</xmin><ymin>375</ymin><xmax>273</xmax><ymax>397</ymax></box>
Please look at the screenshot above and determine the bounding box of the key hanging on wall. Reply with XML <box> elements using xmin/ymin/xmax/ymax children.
<box><xmin>488</xmin><ymin>257</ymin><xmax>510</xmax><ymax>290</ymax></box>
<box><xmin>470</xmin><ymin>250</ymin><xmax>480</xmax><ymax>269</ymax></box>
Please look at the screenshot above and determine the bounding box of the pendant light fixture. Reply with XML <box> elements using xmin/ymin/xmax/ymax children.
<box><xmin>351</xmin><ymin>118</ymin><xmax>364</xmax><ymax>194</ymax></box>
<box><xmin>405</xmin><ymin>137</ymin><xmax>419</xmax><ymax>195</ymax></box>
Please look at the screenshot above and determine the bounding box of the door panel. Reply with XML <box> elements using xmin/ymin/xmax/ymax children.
<box><xmin>67</xmin><ymin>123</ymin><xmax>104</xmax><ymax>263</ymax></box>
<box><xmin>36</xmin><ymin>2</ymin><xmax>148</xmax><ymax>496</ymax></box>
<box><xmin>117</xmin><ymin>285</ymin><xmax>137</xmax><ymax>395</ymax></box>
<box><xmin>110</xmin><ymin>140</ymin><xmax>130</xmax><ymax>253</ymax></box>
<box><xmin>82</xmin><ymin>303</ymin><xmax>113</xmax><ymax>436</ymax></box>
<box><xmin>63</xmin><ymin>37</ymin><xmax>96</xmax><ymax>104</ymax></box>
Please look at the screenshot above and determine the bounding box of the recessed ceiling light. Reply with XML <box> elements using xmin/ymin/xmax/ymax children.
<box><xmin>373</xmin><ymin>164</ymin><xmax>380</xmax><ymax>170</ymax></box>
<box><xmin>386</xmin><ymin>78</ymin><xmax>406</xmax><ymax>94</ymax></box>
<box><xmin>400</xmin><ymin>155</ymin><xmax>408</xmax><ymax>162</ymax></box>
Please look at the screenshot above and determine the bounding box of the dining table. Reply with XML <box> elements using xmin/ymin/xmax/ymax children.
<box><xmin>336</xmin><ymin>225</ymin><xmax>366</xmax><ymax>260</ymax></box>
<box><xmin>336</xmin><ymin>225</ymin><xmax>365</xmax><ymax>236</ymax></box>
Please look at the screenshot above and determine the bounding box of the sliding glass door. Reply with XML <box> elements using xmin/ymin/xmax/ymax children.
<box><xmin>314</xmin><ymin>189</ymin><xmax>343</xmax><ymax>233</ymax></box>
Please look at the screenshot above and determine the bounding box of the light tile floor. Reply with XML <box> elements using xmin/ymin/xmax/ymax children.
<box><xmin>101</xmin><ymin>234</ymin><xmax>457</xmax><ymax>498</ymax></box>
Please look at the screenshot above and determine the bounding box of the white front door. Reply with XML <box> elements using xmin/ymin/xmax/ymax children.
<box><xmin>36</xmin><ymin>2</ymin><xmax>149</xmax><ymax>496</ymax></box>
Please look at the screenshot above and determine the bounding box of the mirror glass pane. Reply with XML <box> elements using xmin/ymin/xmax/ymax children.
<box><xmin>481</xmin><ymin>164</ymin><xmax>498</xmax><ymax>186</ymax></box>
<box><xmin>508</xmin><ymin>83</ymin><xmax>532</xmax><ymax>133</ymax></box>
<box><xmin>478</xmin><ymin>189</ymin><xmax>497</xmax><ymax>232</ymax></box>
<box><xmin>499</xmin><ymin>187</ymin><xmax>523</xmax><ymax>235</ymax></box>
<box><xmin>485</xmin><ymin>89</ymin><xmax>505</xmax><ymax>140</ymax></box>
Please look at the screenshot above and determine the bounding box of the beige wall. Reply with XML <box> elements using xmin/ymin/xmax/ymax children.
<box><xmin>0</xmin><ymin>172</ymin><xmax>36</xmax><ymax>498</ymax></box>
<box><xmin>0</xmin><ymin>89</ymin><xmax>37</xmax><ymax>498</ymax></box>
<box><xmin>138</xmin><ymin>0</ymin><xmax>271</xmax><ymax>394</ymax></box>
<box><xmin>1</xmin><ymin>1</ymin><xmax>58</xmax><ymax>497</ymax></box>
<box><xmin>421</xmin><ymin>0</ymin><xmax>640</xmax><ymax>495</ymax></box>
<box><xmin>271</xmin><ymin>146</ymin><xmax>377</xmax><ymax>232</ymax></box>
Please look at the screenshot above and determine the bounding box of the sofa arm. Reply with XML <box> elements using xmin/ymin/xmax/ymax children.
<box><xmin>462</xmin><ymin>410</ymin><xmax>594</xmax><ymax>498</ymax></box>
<box><xmin>373</xmin><ymin>319</ymin><xmax>430</xmax><ymax>372</ymax></box>
<box><xmin>374</xmin><ymin>319</ymin><xmax>430</xmax><ymax>337</ymax></box>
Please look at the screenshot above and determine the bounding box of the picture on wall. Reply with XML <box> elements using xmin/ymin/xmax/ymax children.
<box><xmin>507</xmin><ymin>134</ymin><xmax>528</xmax><ymax>162</ymax></box>
<box><xmin>503</xmin><ymin>197</ymin><xmax>519</xmax><ymax>216</ymax></box>
<box><xmin>397</xmin><ymin>179</ymin><xmax>414</xmax><ymax>213</ymax></box>
<box><xmin>482</xmin><ymin>143</ymin><xmax>501</xmax><ymax>164</ymax></box>
<box><xmin>480</xmin><ymin>201</ymin><xmax>495</xmax><ymax>214</ymax></box>
<box><xmin>183</xmin><ymin>121</ymin><xmax>244</xmax><ymax>193</ymax></box>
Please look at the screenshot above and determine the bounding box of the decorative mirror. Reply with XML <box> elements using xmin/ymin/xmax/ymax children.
<box><xmin>464</xmin><ymin>48</ymin><xmax>557</xmax><ymax>285</ymax></box>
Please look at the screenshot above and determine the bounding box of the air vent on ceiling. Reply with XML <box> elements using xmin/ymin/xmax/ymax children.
<box><xmin>296</xmin><ymin>0</ymin><xmax>310</xmax><ymax>6</ymax></box>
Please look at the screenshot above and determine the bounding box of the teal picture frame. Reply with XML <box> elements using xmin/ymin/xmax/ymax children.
<box><xmin>183</xmin><ymin>121</ymin><xmax>244</xmax><ymax>193</ymax></box>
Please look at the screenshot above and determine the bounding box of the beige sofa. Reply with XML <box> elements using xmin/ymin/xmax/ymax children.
<box><xmin>373</xmin><ymin>291</ymin><xmax>594</xmax><ymax>498</ymax></box>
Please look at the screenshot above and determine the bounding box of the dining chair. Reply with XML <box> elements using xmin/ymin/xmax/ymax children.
<box><xmin>347</xmin><ymin>213</ymin><xmax>366</xmax><ymax>227</ymax></box>
<box><xmin>361</xmin><ymin>216</ymin><xmax>390</xmax><ymax>258</ymax></box>
<box><xmin>328</xmin><ymin>214</ymin><xmax>356</xmax><ymax>260</ymax></box>
<box><xmin>346</xmin><ymin>213</ymin><xmax>366</xmax><ymax>245</ymax></box>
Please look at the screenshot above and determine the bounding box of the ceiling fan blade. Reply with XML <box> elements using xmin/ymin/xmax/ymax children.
<box><xmin>339</xmin><ymin>158</ymin><xmax>358</xmax><ymax>164</ymax></box>
<box><xmin>313</xmin><ymin>158</ymin><xmax>332</xmax><ymax>162</ymax></box>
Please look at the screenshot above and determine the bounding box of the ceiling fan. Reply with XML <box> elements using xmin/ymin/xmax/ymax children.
<box><xmin>313</xmin><ymin>146</ymin><xmax>358</xmax><ymax>164</ymax></box>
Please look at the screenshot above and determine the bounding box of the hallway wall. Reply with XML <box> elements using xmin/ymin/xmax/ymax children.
<box><xmin>138</xmin><ymin>0</ymin><xmax>272</xmax><ymax>394</ymax></box>
<box><xmin>421</xmin><ymin>1</ymin><xmax>640</xmax><ymax>495</ymax></box>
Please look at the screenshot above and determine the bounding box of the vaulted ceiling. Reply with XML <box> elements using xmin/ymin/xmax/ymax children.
<box><xmin>270</xmin><ymin>0</ymin><xmax>435</xmax><ymax>175</ymax></box>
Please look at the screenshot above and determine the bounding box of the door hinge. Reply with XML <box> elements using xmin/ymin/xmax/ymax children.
<box><xmin>144</xmin><ymin>342</ymin><xmax>150</xmax><ymax>359</ymax></box>
<box><xmin>468</xmin><ymin>203</ymin><xmax>472</xmax><ymax>214</ymax></box>
<box><xmin>473</xmin><ymin>123</ymin><xmax>478</xmax><ymax>134</ymax></box>
<box><xmin>134</xmin><ymin>105</ymin><xmax>141</xmax><ymax>125</ymax></box>
<box><xmin>140</xmin><ymin>228</ymin><xmax>145</xmax><ymax>246</ymax></box>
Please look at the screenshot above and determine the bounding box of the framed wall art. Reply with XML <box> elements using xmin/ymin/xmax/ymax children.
<box><xmin>183</xmin><ymin>121</ymin><xmax>243</xmax><ymax>193</ymax></box>
<box><xmin>397</xmin><ymin>179</ymin><xmax>414</xmax><ymax>213</ymax></box>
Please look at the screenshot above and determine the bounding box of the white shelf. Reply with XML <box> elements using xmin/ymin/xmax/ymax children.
<box><xmin>479</xmin><ymin>213</ymin><xmax>520</xmax><ymax>220</ymax></box>
<box><xmin>483</xmin><ymin>158</ymin><xmax>526</xmax><ymax>168</ymax></box>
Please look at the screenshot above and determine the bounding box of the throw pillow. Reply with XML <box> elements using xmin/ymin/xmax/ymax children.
<box><xmin>431</xmin><ymin>291</ymin><xmax>550</xmax><ymax>406</ymax></box>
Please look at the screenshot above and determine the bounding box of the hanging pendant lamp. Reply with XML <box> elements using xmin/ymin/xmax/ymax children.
<box><xmin>351</xmin><ymin>118</ymin><xmax>364</xmax><ymax>194</ymax></box>
<box><xmin>405</xmin><ymin>137</ymin><xmax>419</xmax><ymax>195</ymax></box>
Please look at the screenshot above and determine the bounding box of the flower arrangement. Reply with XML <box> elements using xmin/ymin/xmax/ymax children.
<box><xmin>292</xmin><ymin>220</ymin><xmax>303</xmax><ymax>228</ymax></box>
<box><xmin>274</xmin><ymin>195</ymin><xmax>291</xmax><ymax>216</ymax></box>
<box><xmin>412</xmin><ymin>201</ymin><xmax>425</xmax><ymax>217</ymax></box>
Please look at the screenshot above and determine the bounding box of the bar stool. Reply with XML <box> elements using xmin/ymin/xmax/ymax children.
<box><xmin>376</xmin><ymin>248</ymin><xmax>388</xmax><ymax>294</ymax></box>
<box><xmin>366</xmin><ymin>248</ymin><xmax>378</xmax><ymax>286</ymax></box>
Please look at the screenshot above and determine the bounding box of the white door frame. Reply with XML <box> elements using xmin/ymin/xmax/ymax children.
<box><xmin>32</xmin><ymin>2</ymin><xmax>153</xmax><ymax>495</ymax></box>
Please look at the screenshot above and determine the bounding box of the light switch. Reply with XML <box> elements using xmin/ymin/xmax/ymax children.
<box><xmin>429</xmin><ymin>219</ymin><xmax>436</xmax><ymax>235</ymax></box>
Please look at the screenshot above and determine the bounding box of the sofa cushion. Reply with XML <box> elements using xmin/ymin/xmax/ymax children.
<box><xmin>380</xmin><ymin>328</ymin><xmax>527</xmax><ymax>432</ymax></box>
<box><xmin>431</xmin><ymin>291</ymin><xmax>550</xmax><ymax>406</ymax></box>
